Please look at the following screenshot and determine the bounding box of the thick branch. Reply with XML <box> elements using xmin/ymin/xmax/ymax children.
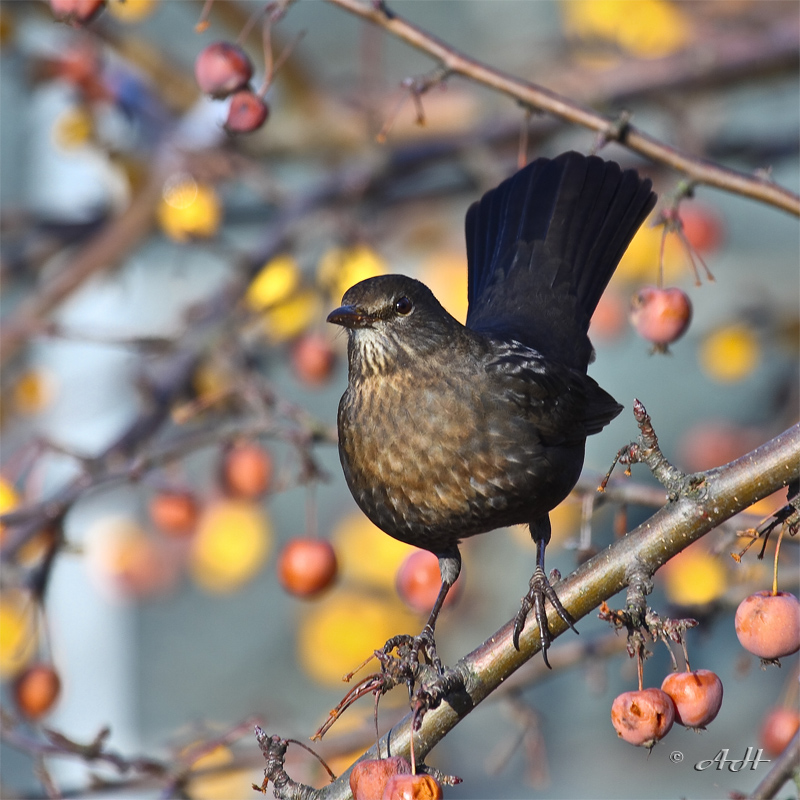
<box><xmin>325</xmin><ymin>0</ymin><xmax>800</xmax><ymax>217</ymax></box>
<box><xmin>308</xmin><ymin>422</ymin><xmax>800</xmax><ymax>799</ymax></box>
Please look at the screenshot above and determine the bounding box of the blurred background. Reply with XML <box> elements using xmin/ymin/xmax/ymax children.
<box><xmin>0</xmin><ymin>1</ymin><xmax>798</xmax><ymax>798</ymax></box>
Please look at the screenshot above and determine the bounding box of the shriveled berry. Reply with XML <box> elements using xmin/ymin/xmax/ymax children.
<box><xmin>383</xmin><ymin>772</ymin><xmax>443</xmax><ymax>799</ymax></box>
<box><xmin>14</xmin><ymin>663</ymin><xmax>61</xmax><ymax>719</ymax></box>
<box><xmin>350</xmin><ymin>757</ymin><xmax>411</xmax><ymax>800</ymax></box>
<box><xmin>661</xmin><ymin>669</ymin><xmax>723</xmax><ymax>728</ymax></box>
<box><xmin>222</xmin><ymin>442</ymin><xmax>273</xmax><ymax>499</ymax></box>
<box><xmin>629</xmin><ymin>285</ymin><xmax>692</xmax><ymax>349</ymax></box>
<box><xmin>194</xmin><ymin>42</ymin><xmax>253</xmax><ymax>98</ymax></box>
<box><xmin>224</xmin><ymin>90</ymin><xmax>269</xmax><ymax>133</ymax></box>
<box><xmin>611</xmin><ymin>688</ymin><xmax>674</xmax><ymax>747</ymax></box>
<box><xmin>735</xmin><ymin>591</ymin><xmax>800</xmax><ymax>660</ymax></box>
<box><xmin>277</xmin><ymin>538</ymin><xmax>337</xmax><ymax>598</ymax></box>
<box><xmin>760</xmin><ymin>707</ymin><xmax>800</xmax><ymax>756</ymax></box>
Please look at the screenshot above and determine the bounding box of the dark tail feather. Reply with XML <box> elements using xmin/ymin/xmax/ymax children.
<box><xmin>465</xmin><ymin>152</ymin><xmax>656</xmax><ymax>369</ymax></box>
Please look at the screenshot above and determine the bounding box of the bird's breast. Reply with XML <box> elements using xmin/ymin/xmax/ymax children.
<box><xmin>336</xmin><ymin>362</ymin><xmax>564</xmax><ymax>544</ymax></box>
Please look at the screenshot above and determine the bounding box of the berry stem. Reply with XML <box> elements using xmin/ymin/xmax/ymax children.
<box><xmin>657</xmin><ymin>226</ymin><xmax>666</xmax><ymax>289</ymax></box>
<box><xmin>636</xmin><ymin>650</ymin><xmax>644</xmax><ymax>693</ymax></box>
<box><xmin>772</xmin><ymin>524</ymin><xmax>786</xmax><ymax>596</ymax></box>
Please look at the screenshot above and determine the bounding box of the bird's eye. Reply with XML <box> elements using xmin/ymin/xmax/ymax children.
<box><xmin>394</xmin><ymin>296</ymin><xmax>413</xmax><ymax>316</ymax></box>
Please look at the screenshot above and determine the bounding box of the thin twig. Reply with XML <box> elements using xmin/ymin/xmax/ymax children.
<box><xmin>324</xmin><ymin>0</ymin><xmax>800</xmax><ymax>216</ymax></box>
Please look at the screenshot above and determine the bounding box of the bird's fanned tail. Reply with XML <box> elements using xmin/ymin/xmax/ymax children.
<box><xmin>465</xmin><ymin>151</ymin><xmax>657</xmax><ymax>370</ymax></box>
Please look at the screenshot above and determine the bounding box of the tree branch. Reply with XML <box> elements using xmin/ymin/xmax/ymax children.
<box><xmin>284</xmin><ymin>421</ymin><xmax>799</xmax><ymax>799</ymax></box>
<box><xmin>324</xmin><ymin>0</ymin><xmax>800</xmax><ymax>217</ymax></box>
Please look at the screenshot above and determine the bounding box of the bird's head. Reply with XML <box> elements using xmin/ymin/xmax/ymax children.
<box><xmin>327</xmin><ymin>274</ymin><xmax>462</xmax><ymax>375</ymax></box>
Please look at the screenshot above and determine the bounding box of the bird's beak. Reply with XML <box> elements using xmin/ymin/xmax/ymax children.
<box><xmin>327</xmin><ymin>304</ymin><xmax>374</xmax><ymax>329</ymax></box>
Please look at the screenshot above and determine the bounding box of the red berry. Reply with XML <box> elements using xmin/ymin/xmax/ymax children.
<box><xmin>277</xmin><ymin>538</ymin><xmax>337</xmax><ymax>598</ymax></box>
<box><xmin>349</xmin><ymin>757</ymin><xmax>411</xmax><ymax>800</ymax></box>
<box><xmin>589</xmin><ymin>287</ymin><xmax>627</xmax><ymax>342</ymax></box>
<box><xmin>735</xmin><ymin>590</ymin><xmax>800</xmax><ymax>659</ymax></box>
<box><xmin>611</xmin><ymin>688</ymin><xmax>674</xmax><ymax>747</ymax></box>
<box><xmin>760</xmin><ymin>707</ymin><xmax>800</xmax><ymax>756</ymax></box>
<box><xmin>396</xmin><ymin>549</ymin><xmax>460</xmax><ymax>615</ymax></box>
<box><xmin>382</xmin><ymin>772</ymin><xmax>444</xmax><ymax>799</ymax></box>
<box><xmin>194</xmin><ymin>42</ymin><xmax>253</xmax><ymax>98</ymax></box>
<box><xmin>149</xmin><ymin>490</ymin><xmax>198</xmax><ymax>538</ymax></box>
<box><xmin>679</xmin><ymin>205</ymin><xmax>724</xmax><ymax>254</ymax></box>
<box><xmin>661</xmin><ymin>669</ymin><xmax>723</xmax><ymax>728</ymax></box>
<box><xmin>14</xmin><ymin>663</ymin><xmax>62</xmax><ymax>719</ymax></box>
<box><xmin>222</xmin><ymin>442</ymin><xmax>273</xmax><ymax>499</ymax></box>
<box><xmin>629</xmin><ymin>285</ymin><xmax>692</xmax><ymax>349</ymax></box>
<box><xmin>224</xmin><ymin>91</ymin><xmax>269</xmax><ymax>134</ymax></box>
<box><xmin>49</xmin><ymin>0</ymin><xmax>105</xmax><ymax>25</ymax></box>
<box><xmin>291</xmin><ymin>333</ymin><xmax>336</xmax><ymax>386</ymax></box>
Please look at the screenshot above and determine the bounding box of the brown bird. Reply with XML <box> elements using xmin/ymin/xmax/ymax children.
<box><xmin>328</xmin><ymin>152</ymin><xmax>656</xmax><ymax>666</ymax></box>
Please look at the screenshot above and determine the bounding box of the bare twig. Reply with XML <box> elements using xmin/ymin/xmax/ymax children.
<box><xmin>324</xmin><ymin>0</ymin><xmax>800</xmax><ymax>216</ymax></box>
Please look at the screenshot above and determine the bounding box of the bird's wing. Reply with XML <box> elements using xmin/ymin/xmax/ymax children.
<box><xmin>465</xmin><ymin>151</ymin><xmax>656</xmax><ymax>370</ymax></box>
<box><xmin>484</xmin><ymin>340</ymin><xmax>623</xmax><ymax>446</ymax></box>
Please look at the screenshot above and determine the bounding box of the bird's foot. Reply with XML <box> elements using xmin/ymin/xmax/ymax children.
<box><xmin>382</xmin><ymin>624</ymin><xmax>444</xmax><ymax>674</ymax></box>
<box><xmin>513</xmin><ymin>566</ymin><xmax>578</xmax><ymax>667</ymax></box>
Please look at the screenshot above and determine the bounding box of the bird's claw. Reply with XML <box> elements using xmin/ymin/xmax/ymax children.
<box><xmin>382</xmin><ymin>624</ymin><xmax>444</xmax><ymax>674</ymax></box>
<box><xmin>512</xmin><ymin>565</ymin><xmax>577</xmax><ymax>667</ymax></box>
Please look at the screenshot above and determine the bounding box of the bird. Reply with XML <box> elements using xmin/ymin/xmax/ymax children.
<box><xmin>327</xmin><ymin>151</ymin><xmax>657</xmax><ymax>667</ymax></box>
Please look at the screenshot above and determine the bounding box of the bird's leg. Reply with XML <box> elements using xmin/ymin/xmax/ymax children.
<box><xmin>384</xmin><ymin>550</ymin><xmax>460</xmax><ymax>674</ymax></box>
<box><xmin>513</xmin><ymin>517</ymin><xmax>578</xmax><ymax>667</ymax></box>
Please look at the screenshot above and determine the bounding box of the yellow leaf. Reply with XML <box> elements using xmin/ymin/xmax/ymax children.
<box><xmin>662</xmin><ymin>546</ymin><xmax>727</xmax><ymax>607</ymax></box>
<box><xmin>562</xmin><ymin>0</ymin><xmax>690</xmax><ymax>59</ymax></box>
<box><xmin>190</xmin><ymin>501</ymin><xmax>272</xmax><ymax>593</ymax></box>
<box><xmin>107</xmin><ymin>0</ymin><xmax>158</xmax><ymax>22</ymax></box>
<box><xmin>297</xmin><ymin>588</ymin><xmax>417</xmax><ymax>686</ymax></box>
<box><xmin>157</xmin><ymin>175</ymin><xmax>221</xmax><ymax>242</ymax></box>
<box><xmin>0</xmin><ymin>590</ymin><xmax>38</xmax><ymax>679</ymax></box>
<box><xmin>244</xmin><ymin>255</ymin><xmax>301</xmax><ymax>312</ymax></box>
<box><xmin>332</xmin><ymin>512</ymin><xmax>416</xmax><ymax>592</ymax></box>
<box><xmin>13</xmin><ymin>369</ymin><xmax>57</xmax><ymax>415</ymax></box>
<box><xmin>52</xmin><ymin>107</ymin><xmax>93</xmax><ymax>150</ymax></box>
<box><xmin>422</xmin><ymin>250</ymin><xmax>468</xmax><ymax>324</ymax></box>
<box><xmin>261</xmin><ymin>289</ymin><xmax>321</xmax><ymax>342</ymax></box>
<box><xmin>0</xmin><ymin>477</ymin><xmax>19</xmax><ymax>540</ymax></box>
<box><xmin>699</xmin><ymin>324</ymin><xmax>760</xmax><ymax>383</ymax></box>
<box><xmin>318</xmin><ymin>244</ymin><xmax>387</xmax><ymax>302</ymax></box>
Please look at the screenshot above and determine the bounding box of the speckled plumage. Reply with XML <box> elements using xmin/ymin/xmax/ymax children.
<box><xmin>328</xmin><ymin>152</ymin><xmax>656</xmax><ymax>661</ymax></box>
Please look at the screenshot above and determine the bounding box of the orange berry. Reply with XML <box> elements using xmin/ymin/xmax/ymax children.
<box><xmin>395</xmin><ymin>549</ymin><xmax>459</xmax><ymax>615</ymax></box>
<box><xmin>14</xmin><ymin>663</ymin><xmax>61</xmax><ymax>719</ymax></box>
<box><xmin>735</xmin><ymin>591</ymin><xmax>800</xmax><ymax>660</ymax></box>
<box><xmin>149</xmin><ymin>490</ymin><xmax>198</xmax><ymax>537</ymax></box>
<box><xmin>678</xmin><ymin>204</ymin><xmax>724</xmax><ymax>254</ymax></box>
<box><xmin>589</xmin><ymin>286</ymin><xmax>627</xmax><ymax>342</ymax></box>
<box><xmin>291</xmin><ymin>333</ymin><xmax>336</xmax><ymax>387</ymax></box>
<box><xmin>760</xmin><ymin>707</ymin><xmax>800</xmax><ymax>756</ymax></box>
<box><xmin>277</xmin><ymin>538</ymin><xmax>337</xmax><ymax>598</ymax></box>
<box><xmin>611</xmin><ymin>688</ymin><xmax>674</xmax><ymax>747</ymax></box>
<box><xmin>222</xmin><ymin>442</ymin><xmax>272</xmax><ymax>499</ymax></box>
<box><xmin>661</xmin><ymin>669</ymin><xmax>723</xmax><ymax>728</ymax></box>
<box><xmin>350</xmin><ymin>757</ymin><xmax>411</xmax><ymax>800</ymax></box>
